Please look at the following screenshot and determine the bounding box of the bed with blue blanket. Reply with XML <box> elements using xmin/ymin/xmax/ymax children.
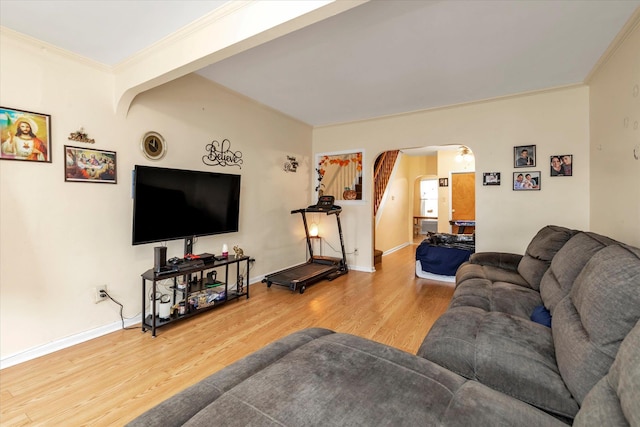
<box><xmin>415</xmin><ymin>233</ymin><xmax>475</xmax><ymax>281</ymax></box>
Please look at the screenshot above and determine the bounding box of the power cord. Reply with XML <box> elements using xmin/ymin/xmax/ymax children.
<box><xmin>102</xmin><ymin>290</ymin><xmax>139</xmax><ymax>330</ymax></box>
<box><xmin>323</xmin><ymin>239</ymin><xmax>356</xmax><ymax>255</ymax></box>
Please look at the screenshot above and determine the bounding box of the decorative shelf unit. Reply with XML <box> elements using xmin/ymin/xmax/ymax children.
<box><xmin>140</xmin><ymin>255</ymin><xmax>252</xmax><ymax>337</ymax></box>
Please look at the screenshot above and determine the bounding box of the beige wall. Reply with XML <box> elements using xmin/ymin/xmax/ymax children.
<box><xmin>375</xmin><ymin>153</ymin><xmax>412</xmax><ymax>253</ymax></box>
<box><xmin>0</xmin><ymin>34</ymin><xmax>312</xmax><ymax>361</ymax></box>
<box><xmin>313</xmin><ymin>85</ymin><xmax>591</xmax><ymax>267</ymax></box>
<box><xmin>589</xmin><ymin>21</ymin><xmax>640</xmax><ymax>247</ymax></box>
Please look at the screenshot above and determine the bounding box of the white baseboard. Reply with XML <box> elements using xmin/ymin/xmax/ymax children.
<box><xmin>348</xmin><ymin>264</ymin><xmax>376</xmax><ymax>273</ymax></box>
<box><xmin>383</xmin><ymin>242</ymin><xmax>410</xmax><ymax>256</ymax></box>
<box><xmin>0</xmin><ymin>315</ymin><xmax>141</xmax><ymax>370</ymax></box>
<box><xmin>1</xmin><ymin>276</ymin><xmax>265</xmax><ymax>370</ymax></box>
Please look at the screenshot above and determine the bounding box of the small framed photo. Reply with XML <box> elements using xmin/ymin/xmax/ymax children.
<box><xmin>64</xmin><ymin>145</ymin><xmax>117</xmax><ymax>184</ymax></box>
<box><xmin>550</xmin><ymin>154</ymin><xmax>572</xmax><ymax>176</ymax></box>
<box><xmin>439</xmin><ymin>178</ymin><xmax>448</xmax><ymax>187</ymax></box>
<box><xmin>514</xmin><ymin>145</ymin><xmax>536</xmax><ymax>168</ymax></box>
<box><xmin>513</xmin><ymin>171</ymin><xmax>540</xmax><ymax>191</ymax></box>
<box><xmin>482</xmin><ymin>172</ymin><xmax>501</xmax><ymax>186</ymax></box>
<box><xmin>0</xmin><ymin>106</ymin><xmax>52</xmax><ymax>163</ymax></box>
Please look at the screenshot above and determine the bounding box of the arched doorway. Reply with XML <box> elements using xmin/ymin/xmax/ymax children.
<box><xmin>373</xmin><ymin>145</ymin><xmax>475</xmax><ymax>265</ymax></box>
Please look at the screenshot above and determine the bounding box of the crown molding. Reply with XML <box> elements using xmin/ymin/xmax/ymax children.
<box><xmin>584</xmin><ymin>6</ymin><xmax>640</xmax><ymax>84</ymax></box>
<box><xmin>112</xmin><ymin>1</ymin><xmax>253</xmax><ymax>71</ymax></box>
<box><xmin>0</xmin><ymin>26</ymin><xmax>111</xmax><ymax>72</ymax></box>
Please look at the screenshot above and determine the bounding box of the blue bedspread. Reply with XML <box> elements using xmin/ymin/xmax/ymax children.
<box><xmin>416</xmin><ymin>239</ymin><xmax>474</xmax><ymax>276</ymax></box>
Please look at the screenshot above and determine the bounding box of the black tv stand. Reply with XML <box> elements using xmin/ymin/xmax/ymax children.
<box><xmin>141</xmin><ymin>253</ymin><xmax>253</xmax><ymax>337</ymax></box>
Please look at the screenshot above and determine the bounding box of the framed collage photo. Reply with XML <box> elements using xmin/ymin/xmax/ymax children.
<box><xmin>513</xmin><ymin>171</ymin><xmax>540</xmax><ymax>191</ymax></box>
<box><xmin>482</xmin><ymin>172</ymin><xmax>501</xmax><ymax>186</ymax></box>
<box><xmin>0</xmin><ymin>106</ymin><xmax>52</xmax><ymax>163</ymax></box>
<box><xmin>514</xmin><ymin>145</ymin><xmax>536</xmax><ymax>168</ymax></box>
<box><xmin>550</xmin><ymin>154</ymin><xmax>572</xmax><ymax>176</ymax></box>
<box><xmin>64</xmin><ymin>145</ymin><xmax>117</xmax><ymax>184</ymax></box>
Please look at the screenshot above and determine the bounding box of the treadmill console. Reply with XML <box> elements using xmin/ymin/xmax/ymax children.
<box><xmin>302</xmin><ymin>195</ymin><xmax>341</xmax><ymax>213</ymax></box>
<box><xmin>315</xmin><ymin>195</ymin><xmax>335</xmax><ymax>210</ymax></box>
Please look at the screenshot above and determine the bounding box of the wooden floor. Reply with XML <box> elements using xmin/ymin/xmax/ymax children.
<box><xmin>0</xmin><ymin>244</ymin><xmax>453</xmax><ymax>426</ymax></box>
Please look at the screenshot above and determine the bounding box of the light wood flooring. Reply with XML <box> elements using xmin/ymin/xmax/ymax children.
<box><xmin>0</xmin><ymin>244</ymin><xmax>453</xmax><ymax>426</ymax></box>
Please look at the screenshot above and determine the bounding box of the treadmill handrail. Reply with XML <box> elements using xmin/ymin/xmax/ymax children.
<box><xmin>291</xmin><ymin>206</ymin><xmax>342</xmax><ymax>215</ymax></box>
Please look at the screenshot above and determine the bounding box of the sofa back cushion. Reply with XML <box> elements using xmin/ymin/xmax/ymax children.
<box><xmin>517</xmin><ymin>225</ymin><xmax>577</xmax><ymax>290</ymax></box>
<box><xmin>553</xmin><ymin>243</ymin><xmax>640</xmax><ymax>404</ymax></box>
<box><xmin>574</xmin><ymin>320</ymin><xmax>640</xmax><ymax>426</ymax></box>
<box><xmin>540</xmin><ymin>232</ymin><xmax>619</xmax><ymax>314</ymax></box>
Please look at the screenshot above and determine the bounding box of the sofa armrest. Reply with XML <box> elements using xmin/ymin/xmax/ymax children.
<box><xmin>469</xmin><ymin>252</ymin><xmax>523</xmax><ymax>272</ymax></box>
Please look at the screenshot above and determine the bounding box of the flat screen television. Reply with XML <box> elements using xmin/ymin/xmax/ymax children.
<box><xmin>132</xmin><ymin>165</ymin><xmax>241</xmax><ymax>246</ymax></box>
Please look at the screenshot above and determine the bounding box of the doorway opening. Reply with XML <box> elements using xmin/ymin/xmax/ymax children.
<box><xmin>373</xmin><ymin>145</ymin><xmax>475</xmax><ymax>262</ymax></box>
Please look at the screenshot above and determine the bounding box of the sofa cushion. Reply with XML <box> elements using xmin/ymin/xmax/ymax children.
<box><xmin>127</xmin><ymin>328</ymin><xmax>335</xmax><ymax>427</ymax></box>
<box><xmin>574</xmin><ymin>320</ymin><xmax>640</xmax><ymax>426</ymax></box>
<box><xmin>449</xmin><ymin>277</ymin><xmax>542</xmax><ymax>319</ymax></box>
<box><xmin>516</xmin><ymin>225</ymin><xmax>577</xmax><ymax>290</ymax></box>
<box><xmin>128</xmin><ymin>328</ymin><xmax>568</xmax><ymax>427</ymax></box>
<box><xmin>540</xmin><ymin>232</ymin><xmax>619</xmax><ymax>314</ymax></box>
<box><xmin>456</xmin><ymin>262</ymin><xmax>530</xmax><ymax>288</ymax></box>
<box><xmin>553</xmin><ymin>244</ymin><xmax>640</xmax><ymax>404</ymax></box>
<box><xmin>418</xmin><ymin>307</ymin><xmax>579</xmax><ymax>419</ymax></box>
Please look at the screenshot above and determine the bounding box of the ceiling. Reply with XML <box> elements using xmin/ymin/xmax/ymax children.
<box><xmin>1</xmin><ymin>1</ymin><xmax>638</xmax><ymax>127</ymax></box>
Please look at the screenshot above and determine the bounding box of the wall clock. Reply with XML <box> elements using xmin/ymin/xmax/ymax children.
<box><xmin>141</xmin><ymin>131</ymin><xmax>166</xmax><ymax>160</ymax></box>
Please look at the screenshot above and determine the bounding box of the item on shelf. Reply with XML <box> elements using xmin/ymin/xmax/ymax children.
<box><xmin>222</xmin><ymin>244</ymin><xmax>229</xmax><ymax>258</ymax></box>
<box><xmin>154</xmin><ymin>246</ymin><xmax>167</xmax><ymax>272</ymax></box>
<box><xmin>233</xmin><ymin>245</ymin><xmax>244</xmax><ymax>258</ymax></box>
<box><xmin>158</xmin><ymin>294</ymin><xmax>171</xmax><ymax>319</ymax></box>
<box><xmin>199</xmin><ymin>252</ymin><xmax>215</xmax><ymax>262</ymax></box>
<box><xmin>206</xmin><ymin>270</ymin><xmax>218</xmax><ymax>285</ymax></box>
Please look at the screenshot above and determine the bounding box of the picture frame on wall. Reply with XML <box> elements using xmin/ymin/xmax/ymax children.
<box><xmin>0</xmin><ymin>106</ymin><xmax>52</xmax><ymax>163</ymax></box>
<box><xmin>550</xmin><ymin>154</ymin><xmax>572</xmax><ymax>176</ymax></box>
<box><xmin>482</xmin><ymin>172</ymin><xmax>501</xmax><ymax>186</ymax></box>
<box><xmin>513</xmin><ymin>171</ymin><xmax>540</xmax><ymax>191</ymax></box>
<box><xmin>439</xmin><ymin>178</ymin><xmax>448</xmax><ymax>187</ymax></box>
<box><xmin>514</xmin><ymin>145</ymin><xmax>536</xmax><ymax>168</ymax></box>
<box><xmin>64</xmin><ymin>145</ymin><xmax>117</xmax><ymax>184</ymax></box>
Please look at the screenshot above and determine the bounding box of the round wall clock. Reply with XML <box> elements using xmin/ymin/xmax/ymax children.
<box><xmin>141</xmin><ymin>131</ymin><xmax>166</xmax><ymax>160</ymax></box>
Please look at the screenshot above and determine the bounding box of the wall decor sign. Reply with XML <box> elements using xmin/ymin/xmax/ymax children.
<box><xmin>513</xmin><ymin>171</ymin><xmax>540</xmax><ymax>191</ymax></box>
<box><xmin>439</xmin><ymin>178</ymin><xmax>449</xmax><ymax>187</ymax></box>
<box><xmin>203</xmin><ymin>138</ymin><xmax>243</xmax><ymax>168</ymax></box>
<box><xmin>0</xmin><ymin>106</ymin><xmax>52</xmax><ymax>162</ymax></box>
<box><xmin>550</xmin><ymin>154</ymin><xmax>572</xmax><ymax>176</ymax></box>
<box><xmin>514</xmin><ymin>145</ymin><xmax>536</xmax><ymax>168</ymax></box>
<box><xmin>284</xmin><ymin>155</ymin><xmax>299</xmax><ymax>173</ymax></box>
<box><xmin>64</xmin><ymin>145</ymin><xmax>117</xmax><ymax>184</ymax></box>
<box><xmin>482</xmin><ymin>172</ymin><xmax>501</xmax><ymax>186</ymax></box>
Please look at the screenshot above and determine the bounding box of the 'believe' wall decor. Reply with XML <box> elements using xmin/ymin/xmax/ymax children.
<box><xmin>203</xmin><ymin>138</ymin><xmax>243</xmax><ymax>168</ymax></box>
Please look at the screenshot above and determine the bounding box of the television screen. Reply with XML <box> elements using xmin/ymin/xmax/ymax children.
<box><xmin>132</xmin><ymin>165</ymin><xmax>241</xmax><ymax>245</ymax></box>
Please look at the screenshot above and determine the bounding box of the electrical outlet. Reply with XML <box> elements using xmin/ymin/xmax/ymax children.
<box><xmin>354</xmin><ymin>248</ymin><xmax>359</xmax><ymax>256</ymax></box>
<box><xmin>94</xmin><ymin>285</ymin><xmax>108</xmax><ymax>303</ymax></box>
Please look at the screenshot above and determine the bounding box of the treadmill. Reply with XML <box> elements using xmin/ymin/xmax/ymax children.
<box><xmin>263</xmin><ymin>195</ymin><xmax>348</xmax><ymax>294</ymax></box>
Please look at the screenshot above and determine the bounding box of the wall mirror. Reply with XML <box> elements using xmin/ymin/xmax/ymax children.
<box><xmin>316</xmin><ymin>150</ymin><xmax>364</xmax><ymax>201</ymax></box>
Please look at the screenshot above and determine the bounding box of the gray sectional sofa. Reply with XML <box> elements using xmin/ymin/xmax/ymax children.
<box><xmin>128</xmin><ymin>226</ymin><xmax>639</xmax><ymax>426</ymax></box>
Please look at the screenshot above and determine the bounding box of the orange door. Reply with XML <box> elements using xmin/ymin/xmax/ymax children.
<box><xmin>451</xmin><ymin>172</ymin><xmax>475</xmax><ymax>221</ymax></box>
